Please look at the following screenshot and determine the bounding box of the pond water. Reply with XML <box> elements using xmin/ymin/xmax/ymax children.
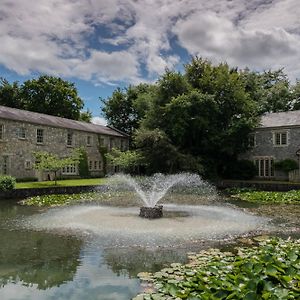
<box><xmin>0</xmin><ymin>198</ymin><xmax>299</xmax><ymax>300</ymax></box>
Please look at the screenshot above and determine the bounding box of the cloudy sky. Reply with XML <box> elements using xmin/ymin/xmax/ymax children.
<box><xmin>1</xmin><ymin>0</ymin><xmax>300</xmax><ymax>123</ymax></box>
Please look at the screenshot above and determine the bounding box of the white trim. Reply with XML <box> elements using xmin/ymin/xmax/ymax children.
<box><xmin>272</xmin><ymin>130</ymin><xmax>289</xmax><ymax>147</ymax></box>
<box><xmin>254</xmin><ymin>156</ymin><xmax>274</xmax><ymax>177</ymax></box>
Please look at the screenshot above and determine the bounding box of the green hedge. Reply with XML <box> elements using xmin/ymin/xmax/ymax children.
<box><xmin>0</xmin><ymin>175</ymin><xmax>16</xmax><ymax>191</ymax></box>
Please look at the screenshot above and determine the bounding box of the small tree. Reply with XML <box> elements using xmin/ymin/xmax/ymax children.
<box><xmin>33</xmin><ymin>150</ymin><xmax>81</xmax><ymax>185</ymax></box>
<box><xmin>105</xmin><ymin>148</ymin><xmax>146</xmax><ymax>173</ymax></box>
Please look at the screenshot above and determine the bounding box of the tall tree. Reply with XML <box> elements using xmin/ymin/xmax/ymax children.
<box><xmin>101</xmin><ymin>84</ymin><xmax>154</xmax><ymax>135</ymax></box>
<box><xmin>20</xmin><ymin>75</ymin><xmax>84</xmax><ymax>120</ymax></box>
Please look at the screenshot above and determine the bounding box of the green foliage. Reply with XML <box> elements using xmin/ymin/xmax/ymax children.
<box><xmin>105</xmin><ymin>148</ymin><xmax>145</xmax><ymax>173</ymax></box>
<box><xmin>0</xmin><ymin>175</ymin><xmax>16</xmax><ymax>191</ymax></box>
<box><xmin>0</xmin><ymin>78</ymin><xmax>22</xmax><ymax>108</ymax></box>
<box><xmin>33</xmin><ymin>149</ymin><xmax>81</xmax><ymax>184</ymax></box>
<box><xmin>275</xmin><ymin>159</ymin><xmax>298</xmax><ymax>173</ymax></box>
<box><xmin>78</xmin><ymin>110</ymin><xmax>92</xmax><ymax>122</ymax></box>
<box><xmin>0</xmin><ymin>75</ymin><xmax>84</xmax><ymax>120</ymax></box>
<box><xmin>232</xmin><ymin>190</ymin><xmax>300</xmax><ymax>204</ymax></box>
<box><xmin>134</xmin><ymin>128</ymin><xmax>180</xmax><ymax>174</ymax></box>
<box><xmin>101</xmin><ymin>84</ymin><xmax>154</xmax><ymax>136</ymax></box>
<box><xmin>77</xmin><ymin>147</ymin><xmax>90</xmax><ymax>178</ymax></box>
<box><xmin>223</xmin><ymin>160</ymin><xmax>257</xmax><ymax>180</ymax></box>
<box><xmin>135</xmin><ymin>238</ymin><xmax>300</xmax><ymax>300</ymax></box>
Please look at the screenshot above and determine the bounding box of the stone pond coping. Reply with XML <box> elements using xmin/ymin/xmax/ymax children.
<box><xmin>0</xmin><ymin>185</ymin><xmax>108</xmax><ymax>200</ymax></box>
<box><xmin>216</xmin><ymin>180</ymin><xmax>300</xmax><ymax>191</ymax></box>
<box><xmin>2</xmin><ymin>180</ymin><xmax>300</xmax><ymax>201</ymax></box>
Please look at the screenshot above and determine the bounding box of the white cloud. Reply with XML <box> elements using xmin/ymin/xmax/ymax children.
<box><xmin>91</xmin><ymin>116</ymin><xmax>107</xmax><ymax>126</ymax></box>
<box><xmin>0</xmin><ymin>0</ymin><xmax>300</xmax><ymax>83</ymax></box>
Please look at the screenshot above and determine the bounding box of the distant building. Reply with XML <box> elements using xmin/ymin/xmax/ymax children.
<box><xmin>240</xmin><ymin>110</ymin><xmax>300</xmax><ymax>180</ymax></box>
<box><xmin>0</xmin><ymin>105</ymin><xmax>128</xmax><ymax>180</ymax></box>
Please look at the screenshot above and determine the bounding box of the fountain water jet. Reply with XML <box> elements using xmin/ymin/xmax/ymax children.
<box><xmin>108</xmin><ymin>173</ymin><xmax>217</xmax><ymax>219</ymax></box>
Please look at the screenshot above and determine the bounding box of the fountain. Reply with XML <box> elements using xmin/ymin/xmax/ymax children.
<box><xmin>21</xmin><ymin>173</ymin><xmax>270</xmax><ymax>248</ymax></box>
<box><xmin>108</xmin><ymin>173</ymin><xmax>217</xmax><ymax>219</ymax></box>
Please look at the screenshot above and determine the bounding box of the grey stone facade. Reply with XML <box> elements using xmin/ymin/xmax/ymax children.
<box><xmin>240</xmin><ymin>111</ymin><xmax>300</xmax><ymax>180</ymax></box>
<box><xmin>0</xmin><ymin>106</ymin><xmax>128</xmax><ymax>180</ymax></box>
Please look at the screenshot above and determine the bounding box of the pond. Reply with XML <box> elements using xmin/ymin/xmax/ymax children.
<box><xmin>0</xmin><ymin>197</ymin><xmax>299</xmax><ymax>300</ymax></box>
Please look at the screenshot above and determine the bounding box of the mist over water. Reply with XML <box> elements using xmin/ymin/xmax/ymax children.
<box><xmin>107</xmin><ymin>173</ymin><xmax>218</xmax><ymax>207</ymax></box>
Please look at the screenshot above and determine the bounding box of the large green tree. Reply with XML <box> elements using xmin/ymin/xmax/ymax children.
<box><xmin>0</xmin><ymin>75</ymin><xmax>91</xmax><ymax>121</ymax></box>
<box><xmin>20</xmin><ymin>75</ymin><xmax>84</xmax><ymax>120</ymax></box>
<box><xmin>101</xmin><ymin>84</ymin><xmax>154</xmax><ymax>135</ymax></box>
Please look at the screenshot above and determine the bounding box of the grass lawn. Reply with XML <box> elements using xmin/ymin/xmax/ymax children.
<box><xmin>16</xmin><ymin>178</ymin><xmax>107</xmax><ymax>189</ymax></box>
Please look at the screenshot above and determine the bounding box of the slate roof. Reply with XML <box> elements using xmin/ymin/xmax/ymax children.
<box><xmin>260</xmin><ymin>110</ymin><xmax>300</xmax><ymax>128</ymax></box>
<box><xmin>0</xmin><ymin>105</ymin><xmax>127</xmax><ymax>137</ymax></box>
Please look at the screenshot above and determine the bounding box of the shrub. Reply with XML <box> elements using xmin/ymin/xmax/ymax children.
<box><xmin>0</xmin><ymin>175</ymin><xmax>16</xmax><ymax>191</ymax></box>
<box><xmin>275</xmin><ymin>159</ymin><xmax>298</xmax><ymax>173</ymax></box>
<box><xmin>78</xmin><ymin>148</ymin><xmax>90</xmax><ymax>178</ymax></box>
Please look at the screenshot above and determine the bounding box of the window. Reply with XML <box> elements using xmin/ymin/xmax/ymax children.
<box><xmin>109</xmin><ymin>138</ymin><xmax>114</xmax><ymax>150</ymax></box>
<box><xmin>24</xmin><ymin>160</ymin><xmax>31</xmax><ymax>170</ymax></box>
<box><xmin>62</xmin><ymin>164</ymin><xmax>77</xmax><ymax>175</ymax></box>
<box><xmin>87</xmin><ymin>135</ymin><xmax>92</xmax><ymax>146</ymax></box>
<box><xmin>89</xmin><ymin>160</ymin><xmax>102</xmax><ymax>170</ymax></box>
<box><xmin>254</xmin><ymin>157</ymin><xmax>274</xmax><ymax>177</ymax></box>
<box><xmin>17</xmin><ymin>127</ymin><xmax>26</xmax><ymax>139</ymax></box>
<box><xmin>273</xmin><ymin>131</ymin><xmax>288</xmax><ymax>146</ymax></box>
<box><xmin>0</xmin><ymin>124</ymin><xmax>3</xmax><ymax>140</ymax></box>
<box><xmin>67</xmin><ymin>132</ymin><xmax>73</xmax><ymax>146</ymax></box>
<box><xmin>99</xmin><ymin>137</ymin><xmax>105</xmax><ymax>147</ymax></box>
<box><xmin>248</xmin><ymin>133</ymin><xmax>256</xmax><ymax>147</ymax></box>
<box><xmin>36</xmin><ymin>129</ymin><xmax>44</xmax><ymax>144</ymax></box>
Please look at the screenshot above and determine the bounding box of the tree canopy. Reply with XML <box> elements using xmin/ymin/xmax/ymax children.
<box><xmin>0</xmin><ymin>75</ymin><xmax>91</xmax><ymax>122</ymax></box>
<box><xmin>101</xmin><ymin>57</ymin><xmax>299</xmax><ymax>178</ymax></box>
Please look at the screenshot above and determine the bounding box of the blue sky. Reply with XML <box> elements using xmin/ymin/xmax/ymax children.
<box><xmin>1</xmin><ymin>0</ymin><xmax>300</xmax><ymax>124</ymax></box>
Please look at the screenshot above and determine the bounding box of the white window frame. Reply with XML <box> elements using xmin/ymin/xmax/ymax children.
<box><xmin>17</xmin><ymin>127</ymin><xmax>26</xmax><ymax>139</ymax></box>
<box><xmin>254</xmin><ymin>156</ymin><xmax>274</xmax><ymax>178</ymax></box>
<box><xmin>248</xmin><ymin>133</ymin><xmax>257</xmax><ymax>148</ymax></box>
<box><xmin>24</xmin><ymin>160</ymin><xmax>32</xmax><ymax>170</ymax></box>
<box><xmin>0</xmin><ymin>124</ymin><xmax>4</xmax><ymax>140</ymax></box>
<box><xmin>36</xmin><ymin>128</ymin><xmax>44</xmax><ymax>144</ymax></box>
<box><xmin>87</xmin><ymin>135</ymin><xmax>92</xmax><ymax>146</ymax></box>
<box><xmin>272</xmin><ymin>130</ymin><xmax>289</xmax><ymax>147</ymax></box>
<box><xmin>62</xmin><ymin>164</ymin><xmax>78</xmax><ymax>175</ymax></box>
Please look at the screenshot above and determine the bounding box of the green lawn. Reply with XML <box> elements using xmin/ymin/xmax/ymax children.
<box><xmin>16</xmin><ymin>178</ymin><xmax>107</xmax><ymax>189</ymax></box>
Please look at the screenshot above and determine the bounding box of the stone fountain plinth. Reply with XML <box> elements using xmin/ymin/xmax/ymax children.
<box><xmin>139</xmin><ymin>205</ymin><xmax>163</xmax><ymax>219</ymax></box>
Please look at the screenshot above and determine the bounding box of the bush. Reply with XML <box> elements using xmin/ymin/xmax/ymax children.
<box><xmin>275</xmin><ymin>159</ymin><xmax>298</xmax><ymax>173</ymax></box>
<box><xmin>223</xmin><ymin>159</ymin><xmax>257</xmax><ymax>180</ymax></box>
<box><xmin>0</xmin><ymin>175</ymin><xmax>16</xmax><ymax>191</ymax></box>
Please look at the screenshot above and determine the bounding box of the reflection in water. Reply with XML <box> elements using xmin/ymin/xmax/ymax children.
<box><xmin>0</xmin><ymin>229</ymin><xmax>82</xmax><ymax>289</ymax></box>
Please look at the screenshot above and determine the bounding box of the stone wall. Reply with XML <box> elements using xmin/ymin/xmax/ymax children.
<box><xmin>0</xmin><ymin>118</ymin><xmax>128</xmax><ymax>179</ymax></box>
<box><xmin>239</xmin><ymin>126</ymin><xmax>300</xmax><ymax>179</ymax></box>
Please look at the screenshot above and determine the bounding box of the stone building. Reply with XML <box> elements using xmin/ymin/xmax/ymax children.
<box><xmin>240</xmin><ymin>110</ymin><xmax>300</xmax><ymax>180</ymax></box>
<box><xmin>0</xmin><ymin>105</ymin><xmax>128</xmax><ymax>180</ymax></box>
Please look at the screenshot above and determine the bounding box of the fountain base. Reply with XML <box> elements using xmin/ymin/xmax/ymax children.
<box><xmin>139</xmin><ymin>206</ymin><xmax>163</xmax><ymax>219</ymax></box>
